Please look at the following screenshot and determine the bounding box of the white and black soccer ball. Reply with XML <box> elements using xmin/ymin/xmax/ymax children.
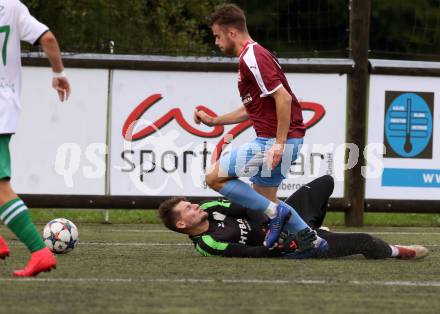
<box><xmin>43</xmin><ymin>218</ymin><xmax>79</xmax><ymax>254</ymax></box>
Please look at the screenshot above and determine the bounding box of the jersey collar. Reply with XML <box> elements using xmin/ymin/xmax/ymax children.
<box><xmin>238</xmin><ymin>40</ymin><xmax>256</xmax><ymax>58</ymax></box>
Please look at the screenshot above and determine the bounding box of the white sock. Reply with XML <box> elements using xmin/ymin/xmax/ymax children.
<box><xmin>264</xmin><ymin>202</ymin><xmax>278</xmax><ymax>219</ymax></box>
<box><xmin>389</xmin><ymin>245</ymin><xmax>399</xmax><ymax>257</ymax></box>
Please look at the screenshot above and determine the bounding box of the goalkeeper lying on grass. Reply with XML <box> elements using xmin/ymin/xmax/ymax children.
<box><xmin>159</xmin><ymin>175</ymin><xmax>428</xmax><ymax>259</ymax></box>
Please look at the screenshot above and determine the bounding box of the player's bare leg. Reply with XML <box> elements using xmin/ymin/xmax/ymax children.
<box><xmin>205</xmin><ymin>161</ymin><xmax>231</xmax><ymax>192</ymax></box>
<box><xmin>0</xmin><ymin>180</ymin><xmax>18</xmax><ymax>204</ymax></box>
<box><xmin>0</xmin><ymin>180</ymin><xmax>57</xmax><ymax>276</ymax></box>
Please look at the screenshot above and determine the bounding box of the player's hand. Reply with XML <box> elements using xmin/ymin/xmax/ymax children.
<box><xmin>267</xmin><ymin>143</ymin><xmax>284</xmax><ymax>169</ymax></box>
<box><xmin>289</xmin><ymin>228</ymin><xmax>317</xmax><ymax>252</ymax></box>
<box><xmin>52</xmin><ymin>76</ymin><xmax>71</xmax><ymax>102</ymax></box>
<box><xmin>275</xmin><ymin>229</ymin><xmax>318</xmax><ymax>254</ymax></box>
<box><xmin>275</xmin><ymin>233</ymin><xmax>298</xmax><ymax>254</ymax></box>
<box><xmin>266</xmin><ymin>230</ymin><xmax>298</xmax><ymax>256</ymax></box>
<box><xmin>194</xmin><ymin>109</ymin><xmax>215</xmax><ymax>126</ymax></box>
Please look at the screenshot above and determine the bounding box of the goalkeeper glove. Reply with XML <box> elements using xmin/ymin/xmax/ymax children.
<box><xmin>278</xmin><ymin>228</ymin><xmax>318</xmax><ymax>253</ymax></box>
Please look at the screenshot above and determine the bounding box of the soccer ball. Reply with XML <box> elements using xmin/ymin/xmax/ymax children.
<box><xmin>43</xmin><ymin>218</ymin><xmax>79</xmax><ymax>254</ymax></box>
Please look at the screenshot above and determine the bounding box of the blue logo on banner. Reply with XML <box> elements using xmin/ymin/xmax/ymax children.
<box><xmin>382</xmin><ymin>168</ymin><xmax>440</xmax><ymax>188</ymax></box>
<box><xmin>384</xmin><ymin>93</ymin><xmax>433</xmax><ymax>157</ymax></box>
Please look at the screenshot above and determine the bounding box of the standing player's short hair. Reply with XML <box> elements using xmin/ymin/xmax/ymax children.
<box><xmin>158</xmin><ymin>197</ymin><xmax>186</xmax><ymax>233</ymax></box>
<box><xmin>209</xmin><ymin>3</ymin><xmax>248</xmax><ymax>33</ymax></box>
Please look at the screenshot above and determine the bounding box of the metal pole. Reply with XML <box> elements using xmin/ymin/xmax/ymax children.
<box><xmin>345</xmin><ymin>0</ymin><xmax>371</xmax><ymax>226</ymax></box>
<box><xmin>104</xmin><ymin>40</ymin><xmax>115</xmax><ymax>224</ymax></box>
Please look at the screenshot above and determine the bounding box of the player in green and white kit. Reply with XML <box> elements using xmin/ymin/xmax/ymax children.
<box><xmin>0</xmin><ymin>0</ymin><xmax>71</xmax><ymax>277</ymax></box>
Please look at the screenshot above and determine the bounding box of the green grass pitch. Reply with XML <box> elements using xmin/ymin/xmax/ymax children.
<box><xmin>1</xmin><ymin>224</ymin><xmax>439</xmax><ymax>314</ymax></box>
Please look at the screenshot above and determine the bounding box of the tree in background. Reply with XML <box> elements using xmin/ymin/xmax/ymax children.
<box><xmin>19</xmin><ymin>0</ymin><xmax>354</xmax><ymax>58</ymax></box>
<box><xmin>23</xmin><ymin>0</ymin><xmax>224</xmax><ymax>55</ymax></box>
<box><xmin>22</xmin><ymin>0</ymin><xmax>440</xmax><ymax>60</ymax></box>
<box><xmin>370</xmin><ymin>0</ymin><xmax>440</xmax><ymax>60</ymax></box>
<box><xmin>234</xmin><ymin>0</ymin><xmax>349</xmax><ymax>58</ymax></box>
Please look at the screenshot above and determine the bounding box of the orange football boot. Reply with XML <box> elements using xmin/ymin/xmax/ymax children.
<box><xmin>13</xmin><ymin>247</ymin><xmax>57</xmax><ymax>277</ymax></box>
<box><xmin>0</xmin><ymin>235</ymin><xmax>10</xmax><ymax>259</ymax></box>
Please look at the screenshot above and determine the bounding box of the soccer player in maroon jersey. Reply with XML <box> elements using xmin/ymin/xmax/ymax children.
<box><xmin>194</xmin><ymin>4</ymin><xmax>326</xmax><ymax>255</ymax></box>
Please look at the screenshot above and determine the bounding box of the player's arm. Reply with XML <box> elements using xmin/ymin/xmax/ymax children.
<box><xmin>194</xmin><ymin>106</ymin><xmax>248</xmax><ymax>126</ymax></box>
<box><xmin>272</xmin><ymin>86</ymin><xmax>292</xmax><ymax>144</ymax></box>
<box><xmin>195</xmin><ymin>235</ymin><xmax>278</xmax><ymax>258</ymax></box>
<box><xmin>267</xmin><ymin>86</ymin><xmax>292</xmax><ymax>169</ymax></box>
<box><xmin>38</xmin><ymin>31</ymin><xmax>71</xmax><ymax>101</ymax></box>
<box><xmin>15</xmin><ymin>1</ymin><xmax>70</xmax><ymax>101</ymax></box>
<box><xmin>195</xmin><ymin>234</ymin><xmax>299</xmax><ymax>258</ymax></box>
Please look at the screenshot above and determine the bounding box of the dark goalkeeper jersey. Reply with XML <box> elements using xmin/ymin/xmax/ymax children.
<box><xmin>187</xmin><ymin>176</ymin><xmax>392</xmax><ymax>260</ymax></box>
<box><xmin>189</xmin><ymin>200</ymin><xmax>278</xmax><ymax>258</ymax></box>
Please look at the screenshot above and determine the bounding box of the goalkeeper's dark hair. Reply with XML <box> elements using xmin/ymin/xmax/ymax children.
<box><xmin>158</xmin><ymin>197</ymin><xmax>187</xmax><ymax>233</ymax></box>
<box><xmin>209</xmin><ymin>3</ymin><xmax>247</xmax><ymax>33</ymax></box>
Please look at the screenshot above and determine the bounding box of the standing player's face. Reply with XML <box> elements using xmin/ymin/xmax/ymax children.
<box><xmin>174</xmin><ymin>201</ymin><xmax>208</xmax><ymax>230</ymax></box>
<box><xmin>212</xmin><ymin>24</ymin><xmax>236</xmax><ymax>56</ymax></box>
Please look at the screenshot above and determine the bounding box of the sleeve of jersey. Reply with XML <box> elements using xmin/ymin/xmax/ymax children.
<box><xmin>16</xmin><ymin>1</ymin><xmax>49</xmax><ymax>44</ymax></box>
<box><xmin>243</xmin><ymin>47</ymin><xmax>283</xmax><ymax>97</ymax></box>
<box><xmin>195</xmin><ymin>235</ymin><xmax>279</xmax><ymax>258</ymax></box>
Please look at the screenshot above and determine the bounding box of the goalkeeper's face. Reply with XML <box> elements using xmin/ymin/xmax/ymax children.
<box><xmin>174</xmin><ymin>201</ymin><xmax>208</xmax><ymax>231</ymax></box>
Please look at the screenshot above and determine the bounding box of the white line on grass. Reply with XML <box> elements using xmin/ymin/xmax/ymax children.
<box><xmin>59</xmin><ymin>242</ymin><xmax>440</xmax><ymax>248</ymax></box>
<box><xmin>56</xmin><ymin>242</ymin><xmax>440</xmax><ymax>248</ymax></box>
<box><xmin>367</xmin><ymin>232</ymin><xmax>440</xmax><ymax>235</ymax></box>
<box><xmin>7</xmin><ymin>241</ymin><xmax>191</xmax><ymax>247</ymax></box>
<box><xmin>1</xmin><ymin>277</ymin><xmax>440</xmax><ymax>288</ymax></box>
<box><xmin>81</xmin><ymin>242</ymin><xmax>192</xmax><ymax>246</ymax></box>
<box><xmin>7</xmin><ymin>241</ymin><xmax>439</xmax><ymax>247</ymax></box>
<box><xmin>108</xmin><ymin>230</ymin><xmax>169</xmax><ymax>233</ymax></box>
<box><xmin>107</xmin><ymin>229</ymin><xmax>440</xmax><ymax>235</ymax></box>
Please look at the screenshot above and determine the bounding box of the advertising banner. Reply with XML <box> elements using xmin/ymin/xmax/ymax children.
<box><xmin>110</xmin><ymin>70</ymin><xmax>347</xmax><ymax>197</ymax></box>
<box><xmin>11</xmin><ymin>67</ymin><xmax>109</xmax><ymax>195</ymax></box>
<box><xmin>366</xmin><ymin>75</ymin><xmax>440</xmax><ymax>200</ymax></box>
